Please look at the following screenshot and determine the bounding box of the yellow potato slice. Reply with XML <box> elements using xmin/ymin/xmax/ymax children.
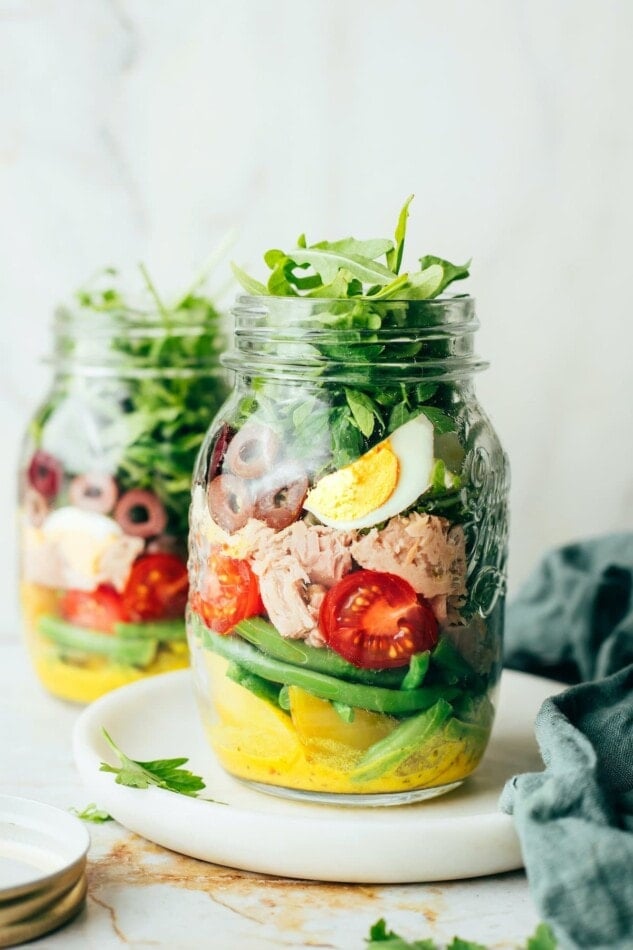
<box><xmin>288</xmin><ymin>685</ymin><xmax>396</xmax><ymax>751</ymax></box>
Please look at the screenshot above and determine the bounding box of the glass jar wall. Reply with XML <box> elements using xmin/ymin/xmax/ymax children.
<box><xmin>187</xmin><ymin>295</ymin><xmax>509</xmax><ymax>805</ymax></box>
<box><xmin>19</xmin><ymin>289</ymin><xmax>229</xmax><ymax>703</ymax></box>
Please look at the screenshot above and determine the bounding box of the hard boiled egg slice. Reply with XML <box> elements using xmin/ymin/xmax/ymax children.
<box><xmin>303</xmin><ymin>413</ymin><xmax>435</xmax><ymax>530</ymax></box>
<box><xmin>42</xmin><ymin>507</ymin><xmax>122</xmax><ymax>578</ymax></box>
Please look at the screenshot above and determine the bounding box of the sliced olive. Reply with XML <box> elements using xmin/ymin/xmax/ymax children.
<box><xmin>224</xmin><ymin>423</ymin><xmax>281</xmax><ymax>479</ymax></box>
<box><xmin>69</xmin><ymin>472</ymin><xmax>119</xmax><ymax>514</ymax></box>
<box><xmin>114</xmin><ymin>488</ymin><xmax>167</xmax><ymax>538</ymax></box>
<box><xmin>27</xmin><ymin>450</ymin><xmax>63</xmax><ymax>501</ymax></box>
<box><xmin>207</xmin><ymin>423</ymin><xmax>235</xmax><ymax>481</ymax></box>
<box><xmin>207</xmin><ymin>474</ymin><xmax>254</xmax><ymax>533</ymax></box>
<box><xmin>253</xmin><ymin>467</ymin><xmax>308</xmax><ymax>530</ymax></box>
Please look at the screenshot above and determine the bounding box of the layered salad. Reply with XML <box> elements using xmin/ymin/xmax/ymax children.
<box><xmin>188</xmin><ymin>201</ymin><xmax>506</xmax><ymax>799</ymax></box>
<box><xmin>20</xmin><ymin>271</ymin><xmax>228</xmax><ymax>702</ymax></box>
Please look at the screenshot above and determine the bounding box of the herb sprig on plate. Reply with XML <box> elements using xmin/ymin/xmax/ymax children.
<box><xmin>366</xmin><ymin>918</ymin><xmax>557</xmax><ymax>950</ymax></box>
<box><xmin>99</xmin><ymin>729</ymin><xmax>207</xmax><ymax>797</ymax></box>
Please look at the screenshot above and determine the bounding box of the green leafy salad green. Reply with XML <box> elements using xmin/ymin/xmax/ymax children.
<box><xmin>366</xmin><ymin>919</ymin><xmax>557</xmax><ymax>950</ymax></box>
<box><xmin>232</xmin><ymin>195</ymin><xmax>469</xmax><ymax>301</ymax></box>
<box><xmin>230</xmin><ymin>197</ymin><xmax>471</xmax><ymax>516</ymax></box>
<box><xmin>63</xmin><ymin>266</ymin><xmax>229</xmax><ymax>538</ymax></box>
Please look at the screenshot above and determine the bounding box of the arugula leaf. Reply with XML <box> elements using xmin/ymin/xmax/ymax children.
<box><xmin>416</xmin><ymin>406</ymin><xmax>457</xmax><ymax>433</ymax></box>
<box><xmin>231</xmin><ymin>262</ymin><xmax>269</xmax><ymax>295</ymax></box>
<box><xmin>386</xmin><ymin>194</ymin><xmax>414</xmax><ymax>274</ymax></box>
<box><xmin>230</xmin><ymin>199</ymin><xmax>469</xmax><ymax>304</ymax></box>
<box><xmin>290</xmin><ymin>248</ymin><xmax>396</xmax><ymax>286</ymax></box>
<box><xmin>307</xmin><ymin>269</ymin><xmax>357</xmax><ymax>299</ymax></box>
<box><xmin>345</xmin><ymin>389</ymin><xmax>382</xmax><ymax>439</ymax></box>
<box><xmin>71</xmin><ymin>803</ymin><xmax>113</xmax><ymax>823</ymax></box>
<box><xmin>312</xmin><ymin>237</ymin><xmax>394</xmax><ymax>260</ymax></box>
<box><xmin>329</xmin><ymin>405</ymin><xmax>365</xmax><ymax>468</ymax></box>
<box><xmin>369</xmin><ymin>272</ymin><xmax>411</xmax><ymax>300</ymax></box>
<box><xmin>67</xmin><ymin>267</ymin><xmax>228</xmax><ymax>540</ymax></box>
<box><xmin>99</xmin><ymin>729</ymin><xmax>206</xmax><ymax>797</ymax></box>
<box><xmin>419</xmin><ymin>255</ymin><xmax>471</xmax><ymax>296</ymax></box>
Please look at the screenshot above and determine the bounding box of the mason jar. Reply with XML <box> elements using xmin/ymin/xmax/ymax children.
<box><xmin>187</xmin><ymin>294</ymin><xmax>509</xmax><ymax>805</ymax></box>
<box><xmin>19</xmin><ymin>291</ymin><xmax>229</xmax><ymax>703</ymax></box>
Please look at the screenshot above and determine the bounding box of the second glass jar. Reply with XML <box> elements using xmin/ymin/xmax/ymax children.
<box><xmin>188</xmin><ymin>295</ymin><xmax>509</xmax><ymax>805</ymax></box>
<box><xmin>19</xmin><ymin>290</ymin><xmax>229</xmax><ymax>703</ymax></box>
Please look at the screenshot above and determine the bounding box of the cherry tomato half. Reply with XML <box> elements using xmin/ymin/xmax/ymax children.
<box><xmin>193</xmin><ymin>553</ymin><xmax>263</xmax><ymax>634</ymax></box>
<box><xmin>319</xmin><ymin>570</ymin><xmax>438</xmax><ymax>669</ymax></box>
<box><xmin>61</xmin><ymin>584</ymin><xmax>126</xmax><ymax>634</ymax></box>
<box><xmin>122</xmin><ymin>553</ymin><xmax>189</xmax><ymax>622</ymax></box>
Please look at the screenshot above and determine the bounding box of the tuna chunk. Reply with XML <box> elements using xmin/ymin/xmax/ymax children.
<box><xmin>245</xmin><ymin>520</ymin><xmax>355</xmax><ymax>640</ymax></box>
<box><xmin>254</xmin><ymin>554</ymin><xmax>316</xmax><ymax>638</ymax></box>
<box><xmin>351</xmin><ymin>512</ymin><xmax>467</xmax><ymax>604</ymax></box>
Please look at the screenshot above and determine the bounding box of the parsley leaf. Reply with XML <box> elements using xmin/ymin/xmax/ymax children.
<box><xmin>366</xmin><ymin>919</ymin><xmax>437</xmax><ymax>950</ymax></box>
<box><xmin>526</xmin><ymin>924</ymin><xmax>557</xmax><ymax>950</ymax></box>
<box><xmin>71</xmin><ymin>803</ymin><xmax>113</xmax><ymax>823</ymax></box>
<box><xmin>365</xmin><ymin>920</ymin><xmax>558</xmax><ymax>950</ymax></box>
<box><xmin>99</xmin><ymin>729</ymin><xmax>206</xmax><ymax>797</ymax></box>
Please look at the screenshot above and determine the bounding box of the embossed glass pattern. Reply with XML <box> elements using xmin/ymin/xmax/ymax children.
<box><xmin>188</xmin><ymin>295</ymin><xmax>509</xmax><ymax>805</ymax></box>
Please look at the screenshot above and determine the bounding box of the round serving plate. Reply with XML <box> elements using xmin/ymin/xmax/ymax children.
<box><xmin>73</xmin><ymin>668</ymin><xmax>561</xmax><ymax>884</ymax></box>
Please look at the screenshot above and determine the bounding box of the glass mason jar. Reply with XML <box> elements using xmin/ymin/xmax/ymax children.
<box><xmin>19</xmin><ymin>297</ymin><xmax>229</xmax><ymax>703</ymax></box>
<box><xmin>188</xmin><ymin>295</ymin><xmax>509</xmax><ymax>805</ymax></box>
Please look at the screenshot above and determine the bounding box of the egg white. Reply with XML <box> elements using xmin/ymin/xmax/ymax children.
<box><xmin>304</xmin><ymin>413</ymin><xmax>435</xmax><ymax>530</ymax></box>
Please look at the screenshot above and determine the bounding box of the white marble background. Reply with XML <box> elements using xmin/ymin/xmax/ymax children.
<box><xmin>1</xmin><ymin>0</ymin><xmax>632</xmax><ymax>636</ymax></box>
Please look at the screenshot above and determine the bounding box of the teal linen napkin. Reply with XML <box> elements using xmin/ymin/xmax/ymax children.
<box><xmin>500</xmin><ymin>536</ymin><xmax>633</xmax><ymax>949</ymax></box>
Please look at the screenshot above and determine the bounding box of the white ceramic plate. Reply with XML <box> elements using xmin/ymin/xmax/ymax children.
<box><xmin>73</xmin><ymin>669</ymin><xmax>560</xmax><ymax>884</ymax></box>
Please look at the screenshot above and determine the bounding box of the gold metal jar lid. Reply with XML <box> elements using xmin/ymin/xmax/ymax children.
<box><xmin>0</xmin><ymin>795</ymin><xmax>89</xmax><ymax>948</ymax></box>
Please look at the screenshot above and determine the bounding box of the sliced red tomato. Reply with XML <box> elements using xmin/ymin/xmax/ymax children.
<box><xmin>122</xmin><ymin>553</ymin><xmax>189</xmax><ymax>622</ymax></box>
<box><xmin>61</xmin><ymin>584</ymin><xmax>126</xmax><ymax>634</ymax></box>
<box><xmin>193</xmin><ymin>553</ymin><xmax>263</xmax><ymax>634</ymax></box>
<box><xmin>319</xmin><ymin>570</ymin><xmax>438</xmax><ymax>669</ymax></box>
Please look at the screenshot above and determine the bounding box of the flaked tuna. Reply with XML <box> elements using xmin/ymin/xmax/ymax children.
<box><xmin>245</xmin><ymin>520</ymin><xmax>355</xmax><ymax>640</ymax></box>
<box><xmin>350</xmin><ymin>512</ymin><xmax>467</xmax><ymax>611</ymax></box>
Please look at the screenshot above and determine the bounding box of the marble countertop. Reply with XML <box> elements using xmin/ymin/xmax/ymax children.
<box><xmin>0</xmin><ymin>639</ymin><xmax>541</xmax><ymax>949</ymax></box>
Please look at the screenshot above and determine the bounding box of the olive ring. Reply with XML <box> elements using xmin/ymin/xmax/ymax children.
<box><xmin>69</xmin><ymin>472</ymin><xmax>119</xmax><ymax>514</ymax></box>
<box><xmin>207</xmin><ymin>474</ymin><xmax>254</xmax><ymax>533</ymax></box>
<box><xmin>253</xmin><ymin>468</ymin><xmax>309</xmax><ymax>531</ymax></box>
<box><xmin>114</xmin><ymin>488</ymin><xmax>167</xmax><ymax>538</ymax></box>
<box><xmin>225</xmin><ymin>423</ymin><xmax>281</xmax><ymax>479</ymax></box>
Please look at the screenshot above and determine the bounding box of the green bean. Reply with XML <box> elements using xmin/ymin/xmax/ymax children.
<box><xmin>201</xmin><ymin>624</ymin><xmax>459</xmax><ymax>716</ymax></box>
<box><xmin>401</xmin><ymin>651</ymin><xmax>430</xmax><ymax>689</ymax></box>
<box><xmin>38</xmin><ymin>616</ymin><xmax>157</xmax><ymax>668</ymax></box>
<box><xmin>234</xmin><ymin>617</ymin><xmax>407</xmax><ymax>687</ymax></box>
<box><xmin>114</xmin><ymin>619</ymin><xmax>186</xmax><ymax>642</ymax></box>
<box><xmin>430</xmin><ymin>636</ymin><xmax>481</xmax><ymax>687</ymax></box>
<box><xmin>351</xmin><ymin>699</ymin><xmax>453</xmax><ymax>782</ymax></box>
<box><xmin>225</xmin><ymin>661</ymin><xmax>282</xmax><ymax>709</ymax></box>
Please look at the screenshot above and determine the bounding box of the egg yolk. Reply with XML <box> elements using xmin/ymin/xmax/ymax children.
<box><xmin>305</xmin><ymin>440</ymin><xmax>399</xmax><ymax>522</ymax></box>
